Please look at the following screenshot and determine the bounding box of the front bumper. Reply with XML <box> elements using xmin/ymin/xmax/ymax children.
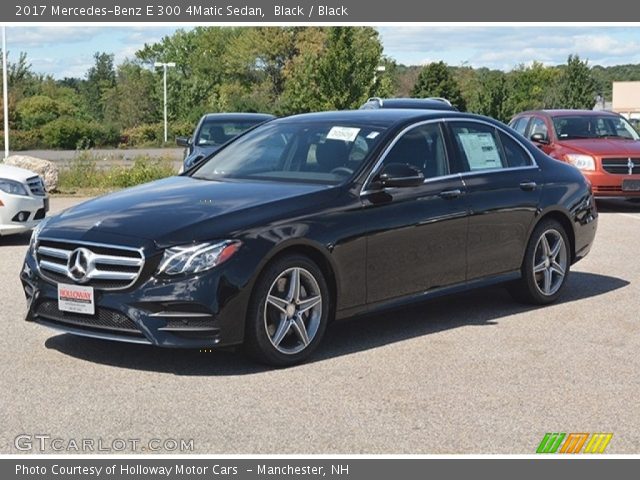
<box><xmin>20</xmin><ymin>249</ymin><xmax>252</xmax><ymax>349</ymax></box>
<box><xmin>584</xmin><ymin>170</ymin><xmax>640</xmax><ymax>197</ymax></box>
<box><xmin>0</xmin><ymin>193</ymin><xmax>48</xmax><ymax>236</ymax></box>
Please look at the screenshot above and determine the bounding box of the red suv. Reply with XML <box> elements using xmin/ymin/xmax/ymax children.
<box><xmin>509</xmin><ymin>110</ymin><xmax>640</xmax><ymax>198</ymax></box>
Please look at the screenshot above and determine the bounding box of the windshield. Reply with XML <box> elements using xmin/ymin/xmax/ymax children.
<box><xmin>193</xmin><ymin>122</ymin><xmax>387</xmax><ymax>185</ymax></box>
<box><xmin>196</xmin><ymin>120</ymin><xmax>265</xmax><ymax>146</ymax></box>
<box><xmin>552</xmin><ymin>115</ymin><xmax>640</xmax><ymax>140</ymax></box>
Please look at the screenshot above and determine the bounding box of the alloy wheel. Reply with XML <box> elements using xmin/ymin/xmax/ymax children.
<box><xmin>533</xmin><ymin>229</ymin><xmax>568</xmax><ymax>296</ymax></box>
<box><xmin>263</xmin><ymin>267</ymin><xmax>323</xmax><ymax>355</ymax></box>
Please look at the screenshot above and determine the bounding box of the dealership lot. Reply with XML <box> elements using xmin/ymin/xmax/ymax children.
<box><xmin>1</xmin><ymin>196</ymin><xmax>639</xmax><ymax>454</ymax></box>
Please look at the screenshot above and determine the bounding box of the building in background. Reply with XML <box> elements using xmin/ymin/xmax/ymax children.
<box><xmin>612</xmin><ymin>81</ymin><xmax>640</xmax><ymax>120</ymax></box>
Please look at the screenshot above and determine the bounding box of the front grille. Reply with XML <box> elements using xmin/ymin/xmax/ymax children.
<box><xmin>601</xmin><ymin>157</ymin><xmax>640</xmax><ymax>175</ymax></box>
<box><xmin>34</xmin><ymin>300</ymin><xmax>142</xmax><ymax>336</ymax></box>
<box><xmin>36</xmin><ymin>238</ymin><xmax>144</xmax><ymax>290</ymax></box>
<box><xmin>27</xmin><ymin>176</ymin><xmax>46</xmax><ymax>196</ymax></box>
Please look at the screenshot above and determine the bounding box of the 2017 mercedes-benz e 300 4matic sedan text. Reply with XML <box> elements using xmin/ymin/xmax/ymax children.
<box><xmin>21</xmin><ymin>109</ymin><xmax>598</xmax><ymax>366</ymax></box>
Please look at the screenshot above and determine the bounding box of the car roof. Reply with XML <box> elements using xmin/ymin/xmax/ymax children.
<box><xmin>516</xmin><ymin>109</ymin><xmax>621</xmax><ymax>118</ymax></box>
<box><xmin>274</xmin><ymin>109</ymin><xmax>478</xmax><ymax>129</ymax></box>
<box><xmin>361</xmin><ymin>97</ymin><xmax>457</xmax><ymax>111</ymax></box>
<box><xmin>202</xmin><ymin>113</ymin><xmax>275</xmax><ymax>122</ymax></box>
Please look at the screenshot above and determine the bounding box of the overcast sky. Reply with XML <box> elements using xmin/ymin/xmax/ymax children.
<box><xmin>6</xmin><ymin>26</ymin><xmax>640</xmax><ymax>79</ymax></box>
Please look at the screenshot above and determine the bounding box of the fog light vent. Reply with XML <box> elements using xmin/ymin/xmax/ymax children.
<box><xmin>12</xmin><ymin>211</ymin><xmax>30</xmax><ymax>222</ymax></box>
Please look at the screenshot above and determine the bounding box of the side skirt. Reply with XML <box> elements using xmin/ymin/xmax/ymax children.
<box><xmin>336</xmin><ymin>270</ymin><xmax>521</xmax><ymax>320</ymax></box>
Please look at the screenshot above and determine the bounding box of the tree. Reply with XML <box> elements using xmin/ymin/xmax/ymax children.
<box><xmin>471</xmin><ymin>70</ymin><xmax>509</xmax><ymax>121</ymax></box>
<box><xmin>411</xmin><ymin>61</ymin><xmax>466</xmax><ymax>111</ymax></box>
<box><xmin>103</xmin><ymin>61</ymin><xmax>159</xmax><ymax>128</ymax></box>
<box><xmin>84</xmin><ymin>52</ymin><xmax>116</xmax><ymax>120</ymax></box>
<box><xmin>16</xmin><ymin>95</ymin><xmax>75</xmax><ymax>129</ymax></box>
<box><xmin>504</xmin><ymin>62</ymin><xmax>562</xmax><ymax>117</ymax></box>
<box><xmin>560</xmin><ymin>54</ymin><xmax>597</xmax><ymax>109</ymax></box>
<box><xmin>282</xmin><ymin>27</ymin><xmax>385</xmax><ymax>113</ymax></box>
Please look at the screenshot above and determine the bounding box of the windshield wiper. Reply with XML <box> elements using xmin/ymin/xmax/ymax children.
<box><xmin>598</xmin><ymin>134</ymin><xmax>633</xmax><ymax>139</ymax></box>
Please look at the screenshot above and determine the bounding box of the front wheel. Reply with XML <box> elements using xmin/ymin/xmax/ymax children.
<box><xmin>508</xmin><ymin>219</ymin><xmax>570</xmax><ymax>305</ymax></box>
<box><xmin>244</xmin><ymin>255</ymin><xmax>330</xmax><ymax>367</ymax></box>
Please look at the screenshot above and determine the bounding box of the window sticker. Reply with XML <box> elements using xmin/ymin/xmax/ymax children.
<box><xmin>327</xmin><ymin>126</ymin><xmax>361</xmax><ymax>142</ymax></box>
<box><xmin>366</xmin><ymin>131</ymin><xmax>380</xmax><ymax>139</ymax></box>
<box><xmin>457</xmin><ymin>132</ymin><xmax>502</xmax><ymax>170</ymax></box>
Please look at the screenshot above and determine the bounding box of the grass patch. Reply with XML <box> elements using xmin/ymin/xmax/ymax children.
<box><xmin>58</xmin><ymin>152</ymin><xmax>177</xmax><ymax>194</ymax></box>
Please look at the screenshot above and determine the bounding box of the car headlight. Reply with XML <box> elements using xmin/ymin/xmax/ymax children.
<box><xmin>0</xmin><ymin>178</ymin><xmax>29</xmax><ymax>196</ymax></box>
<box><xmin>157</xmin><ymin>240</ymin><xmax>241</xmax><ymax>276</ymax></box>
<box><xmin>564</xmin><ymin>154</ymin><xmax>595</xmax><ymax>171</ymax></box>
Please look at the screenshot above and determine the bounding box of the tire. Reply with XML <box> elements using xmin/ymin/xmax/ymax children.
<box><xmin>244</xmin><ymin>254</ymin><xmax>330</xmax><ymax>367</ymax></box>
<box><xmin>508</xmin><ymin>219</ymin><xmax>570</xmax><ymax>305</ymax></box>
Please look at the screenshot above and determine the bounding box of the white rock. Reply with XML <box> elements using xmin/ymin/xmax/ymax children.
<box><xmin>4</xmin><ymin>155</ymin><xmax>59</xmax><ymax>192</ymax></box>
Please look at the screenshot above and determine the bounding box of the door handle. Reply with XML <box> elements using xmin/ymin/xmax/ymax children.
<box><xmin>519</xmin><ymin>181</ymin><xmax>537</xmax><ymax>191</ymax></box>
<box><xmin>439</xmin><ymin>189</ymin><xmax>462</xmax><ymax>199</ymax></box>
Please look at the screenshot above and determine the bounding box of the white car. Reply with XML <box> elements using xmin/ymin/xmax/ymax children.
<box><xmin>0</xmin><ymin>164</ymin><xmax>49</xmax><ymax>236</ymax></box>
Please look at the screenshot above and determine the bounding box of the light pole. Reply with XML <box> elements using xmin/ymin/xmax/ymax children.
<box><xmin>2</xmin><ymin>26</ymin><xmax>9</xmax><ymax>159</ymax></box>
<box><xmin>154</xmin><ymin>62</ymin><xmax>176</xmax><ymax>144</ymax></box>
<box><xmin>374</xmin><ymin>65</ymin><xmax>386</xmax><ymax>83</ymax></box>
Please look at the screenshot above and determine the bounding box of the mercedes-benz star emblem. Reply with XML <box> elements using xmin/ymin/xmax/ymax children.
<box><xmin>628</xmin><ymin>158</ymin><xmax>635</xmax><ymax>176</ymax></box>
<box><xmin>67</xmin><ymin>248</ymin><xmax>92</xmax><ymax>283</ymax></box>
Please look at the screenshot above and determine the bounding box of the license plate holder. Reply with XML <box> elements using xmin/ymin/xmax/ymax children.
<box><xmin>58</xmin><ymin>283</ymin><xmax>95</xmax><ymax>315</ymax></box>
<box><xmin>622</xmin><ymin>179</ymin><xmax>640</xmax><ymax>192</ymax></box>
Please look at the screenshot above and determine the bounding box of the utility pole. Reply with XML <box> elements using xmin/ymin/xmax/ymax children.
<box><xmin>154</xmin><ymin>62</ymin><xmax>176</xmax><ymax>143</ymax></box>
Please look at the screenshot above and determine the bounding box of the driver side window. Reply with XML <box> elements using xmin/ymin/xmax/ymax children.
<box><xmin>381</xmin><ymin>123</ymin><xmax>449</xmax><ymax>179</ymax></box>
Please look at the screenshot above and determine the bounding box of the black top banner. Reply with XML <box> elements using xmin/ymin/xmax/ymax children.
<box><xmin>1</xmin><ymin>0</ymin><xmax>638</xmax><ymax>22</ymax></box>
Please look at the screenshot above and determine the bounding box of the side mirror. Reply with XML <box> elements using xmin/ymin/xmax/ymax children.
<box><xmin>176</xmin><ymin>136</ymin><xmax>191</xmax><ymax>147</ymax></box>
<box><xmin>376</xmin><ymin>163</ymin><xmax>425</xmax><ymax>188</ymax></box>
<box><xmin>184</xmin><ymin>155</ymin><xmax>205</xmax><ymax>171</ymax></box>
<box><xmin>530</xmin><ymin>132</ymin><xmax>549</xmax><ymax>145</ymax></box>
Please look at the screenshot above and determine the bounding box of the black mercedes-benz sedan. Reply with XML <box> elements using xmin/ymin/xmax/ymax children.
<box><xmin>21</xmin><ymin>109</ymin><xmax>598</xmax><ymax>366</ymax></box>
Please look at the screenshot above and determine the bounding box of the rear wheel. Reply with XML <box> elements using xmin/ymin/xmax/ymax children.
<box><xmin>244</xmin><ymin>255</ymin><xmax>330</xmax><ymax>367</ymax></box>
<box><xmin>508</xmin><ymin>219</ymin><xmax>570</xmax><ymax>305</ymax></box>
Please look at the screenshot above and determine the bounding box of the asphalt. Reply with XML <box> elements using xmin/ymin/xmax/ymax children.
<box><xmin>1</xmin><ymin>196</ymin><xmax>639</xmax><ymax>454</ymax></box>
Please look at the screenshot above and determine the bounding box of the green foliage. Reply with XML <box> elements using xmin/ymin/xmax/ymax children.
<box><xmin>40</xmin><ymin>117</ymin><xmax>119</xmax><ymax>149</ymax></box>
<box><xmin>468</xmin><ymin>70</ymin><xmax>509</xmax><ymax>121</ymax></box>
<box><xmin>121</xmin><ymin>123</ymin><xmax>165</xmax><ymax>147</ymax></box>
<box><xmin>16</xmin><ymin>95</ymin><xmax>76</xmax><ymax>129</ymax></box>
<box><xmin>84</xmin><ymin>52</ymin><xmax>116</xmax><ymax>120</ymax></box>
<box><xmin>560</xmin><ymin>54</ymin><xmax>597</xmax><ymax>109</ymax></box>
<box><xmin>281</xmin><ymin>27</ymin><xmax>383</xmax><ymax>113</ymax></box>
<box><xmin>58</xmin><ymin>153</ymin><xmax>176</xmax><ymax>192</ymax></box>
<box><xmin>411</xmin><ymin>61</ymin><xmax>467</xmax><ymax>111</ymax></box>
<box><xmin>121</xmin><ymin>121</ymin><xmax>193</xmax><ymax>147</ymax></box>
<box><xmin>103</xmin><ymin>61</ymin><xmax>160</xmax><ymax>128</ymax></box>
<box><xmin>5</xmin><ymin>29</ymin><xmax>640</xmax><ymax>151</ymax></box>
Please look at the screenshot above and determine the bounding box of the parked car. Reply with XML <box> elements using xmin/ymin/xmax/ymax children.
<box><xmin>509</xmin><ymin>110</ymin><xmax>640</xmax><ymax>198</ymax></box>
<box><xmin>176</xmin><ymin>113</ymin><xmax>275</xmax><ymax>172</ymax></box>
<box><xmin>22</xmin><ymin>109</ymin><xmax>597</xmax><ymax>366</ymax></box>
<box><xmin>360</xmin><ymin>97</ymin><xmax>458</xmax><ymax>111</ymax></box>
<box><xmin>0</xmin><ymin>164</ymin><xmax>48</xmax><ymax>237</ymax></box>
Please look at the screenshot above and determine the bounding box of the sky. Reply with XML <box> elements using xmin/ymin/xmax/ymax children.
<box><xmin>5</xmin><ymin>26</ymin><xmax>640</xmax><ymax>79</ymax></box>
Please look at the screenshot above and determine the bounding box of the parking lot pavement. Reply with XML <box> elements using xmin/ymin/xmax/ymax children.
<box><xmin>1</xmin><ymin>196</ymin><xmax>639</xmax><ymax>454</ymax></box>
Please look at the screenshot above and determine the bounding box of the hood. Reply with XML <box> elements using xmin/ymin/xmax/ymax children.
<box><xmin>558</xmin><ymin>138</ymin><xmax>640</xmax><ymax>157</ymax></box>
<box><xmin>43</xmin><ymin>176</ymin><xmax>337</xmax><ymax>247</ymax></box>
<box><xmin>0</xmin><ymin>164</ymin><xmax>38</xmax><ymax>182</ymax></box>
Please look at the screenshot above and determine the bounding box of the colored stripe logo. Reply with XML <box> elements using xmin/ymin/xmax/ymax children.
<box><xmin>537</xmin><ymin>433</ymin><xmax>612</xmax><ymax>454</ymax></box>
